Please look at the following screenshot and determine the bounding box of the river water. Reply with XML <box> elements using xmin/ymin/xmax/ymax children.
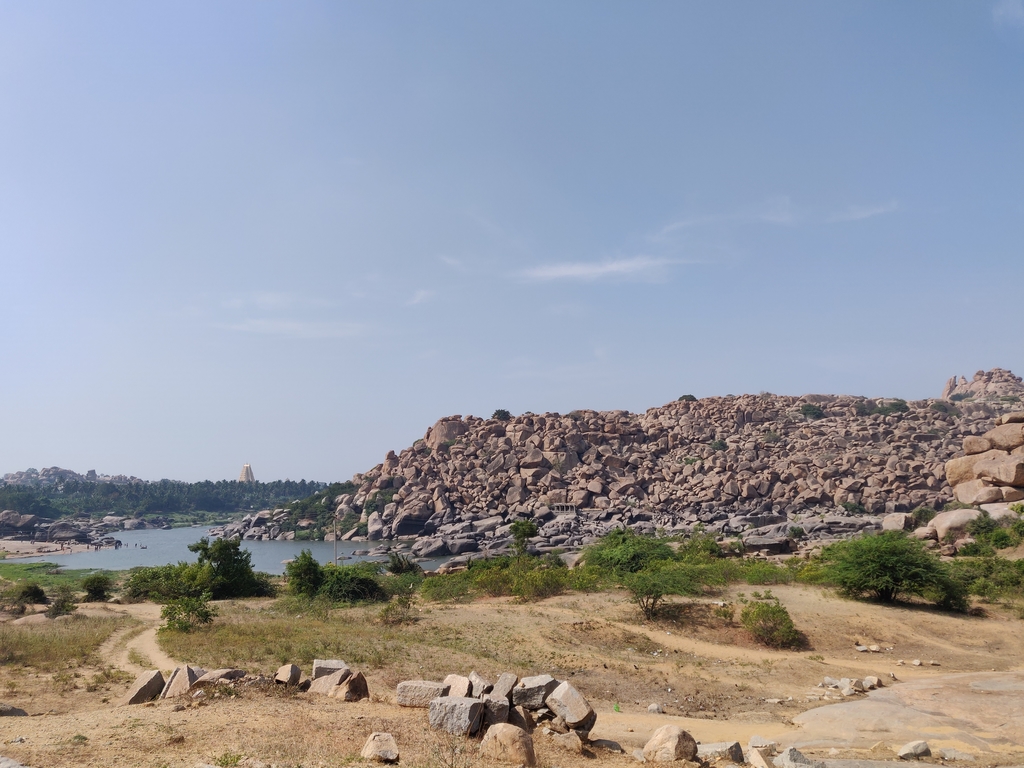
<box><xmin>16</xmin><ymin>527</ymin><xmax>411</xmax><ymax>575</ymax></box>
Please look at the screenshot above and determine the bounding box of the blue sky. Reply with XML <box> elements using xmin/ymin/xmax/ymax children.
<box><xmin>1</xmin><ymin>1</ymin><xmax>1022</xmax><ymax>482</ymax></box>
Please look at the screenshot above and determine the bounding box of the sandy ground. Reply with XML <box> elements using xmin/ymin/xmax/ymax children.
<box><xmin>0</xmin><ymin>586</ymin><xmax>1021</xmax><ymax>767</ymax></box>
<box><xmin>0</xmin><ymin>540</ymin><xmax>97</xmax><ymax>559</ymax></box>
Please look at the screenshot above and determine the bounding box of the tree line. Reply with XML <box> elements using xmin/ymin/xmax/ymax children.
<box><xmin>0</xmin><ymin>479</ymin><xmax>327</xmax><ymax>519</ymax></box>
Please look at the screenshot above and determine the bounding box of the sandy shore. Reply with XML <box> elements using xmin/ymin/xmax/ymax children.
<box><xmin>0</xmin><ymin>538</ymin><xmax>95</xmax><ymax>559</ymax></box>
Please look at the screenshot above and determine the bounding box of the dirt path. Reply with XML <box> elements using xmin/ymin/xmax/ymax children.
<box><xmin>86</xmin><ymin>603</ymin><xmax>179</xmax><ymax>673</ymax></box>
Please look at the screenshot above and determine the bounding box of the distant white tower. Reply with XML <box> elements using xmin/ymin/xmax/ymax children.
<box><xmin>238</xmin><ymin>463</ymin><xmax>255</xmax><ymax>482</ymax></box>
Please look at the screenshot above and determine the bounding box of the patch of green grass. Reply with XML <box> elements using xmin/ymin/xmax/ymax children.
<box><xmin>0</xmin><ymin>562</ymin><xmax>112</xmax><ymax>590</ymax></box>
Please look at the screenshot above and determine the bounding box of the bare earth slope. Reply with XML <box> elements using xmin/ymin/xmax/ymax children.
<box><xmin>1</xmin><ymin>587</ymin><xmax>1022</xmax><ymax>767</ymax></box>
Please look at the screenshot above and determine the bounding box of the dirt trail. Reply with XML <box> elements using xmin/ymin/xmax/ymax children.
<box><xmin>86</xmin><ymin>603</ymin><xmax>179</xmax><ymax>673</ymax></box>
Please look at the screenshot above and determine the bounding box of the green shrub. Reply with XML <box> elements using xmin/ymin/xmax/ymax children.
<box><xmin>675</xmin><ymin>531</ymin><xmax>722</xmax><ymax>561</ymax></box>
<box><xmin>678</xmin><ymin>394</ymin><xmax>697</xmax><ymax>402</ymax></box>
<box><xmin>122</xmin><ymin>562</ymin><xmax>212</xmax><ymax>602</ymax></box>
<box><xmin>709</xmin><ymin>439</ymin><xmax>728</xmax><ymax>452</ymax></box>
<box><xmin>491</xmin><ymin>409</ymin><xmax>512</xmax><ymax>421</ymax></box>
<box><xmin>286</xmin><ymin>550</ymin><xmax>324</xmax><ymax>597</ymax></box>
<box><xmin>514</xmin><ymin>568</ymin><xmax>569</xmax><ymax>601</ymax></box>
<box><xmin>989</xmin><ymin>528</ymin><xmax>1015</xmax><ymax>549</ymax></box>
<box><xmin>123</xmin><ymin>539</ymin><xmax>275</xmax><ymax>602</ymax></box>
<box><xmin>319</xmin><ymin>563</ymin><xmax>387</xmax><ymax>603</ymax></box>
<box><xmin>623</xmin><ymin>562</ymin><xmax>705</xmax><ymax>620</ymax></box>
<box><xmin>948</xmin><ymin>556</ymin><xmax>1024</xmax><ymax>600</ymax></box>
<box><xmin>740</xmin><ymin>594</ymin><xmax>799</xmax><ymax>648</ymax></box>
<box><xmin>188</xmin><ymin>538</ymin><xmax>275</xmax><ymax>599</ymax></box>
<box><xmin>161</xmin><ymin>593</ymin><xmax>216</xmax><ymax>633</ymax></box>
<box><xmin>379</xmin><ymin>571</ymin><xmax>424</xmax><ymax>599</ymax></box>
<box><xmin>956</xmin><ymin>541</ymin><xmax>995</xmax><ymax>558</ymax></box>
<box><xmin>80</xmin><ymin>574</ymin><xmax>113</xmax><ymax>603</ymax></box>
<box><xmin>800</xmin><ymin>404</ymin><xmax>825</xmax><ymax>420</ymax></box>
<box><xmin>874</xmin><ymin>399</ymin><xmax>909</xmax><ymax>416</ymax></box>
<box><xmin>377</xmin><ymin>595</ymin><xmax>416</xmax><ymax>626</ymax></box>
<box><xmin>821</xmin><ymin>532</ymin><xmax>965</xmax><ymax>609</ymax></box>
<box><xmin>10</xmin><ymin>582</ymin><xmax>45</xmax><ymax>605</ymax></box>
<box><xmin>387</xmin><ymin>553</ymin><xmax>423</xmax><ymax>576</ymax></box>
<box><xmin>473</xmin><ymin>568</ymin><xmax>514</xmax><ymax>597</ymax></box>
<box><xmin>841</xmin><ymin>501</ymin><xmax>867</xmax><ymax>515</ymax></box>
<box><xmin>510</xmin><ymin>520</ymin><xmax>539</xmax><ymax>559</ymax></box>
<box><xmin>420</xmin><ymin>571</ymin><xmax>476</xmax><ymax>603</ymax></box>
<box><xmin>967</xmin><ymin>511</ymin><xmax>999</xmax><ymax>540</ymax></box>
<box><xmin>910</xmin><ymin>507</ymin><xmax>937</xmax><ymax>527</ymax></box>
<box><xmin>567</xmin><ymin>565</ymin><xmax>605</xmax><ymax>593</ymax></box>
<box><xmin>738</xmin><ymin>559</ymin><xmax>794</xmax><ymax>585</ymax></box>
<box><xmin>788</xmin><ymin>526</ymin><xmax>805</xmax><ymax>540</ymax></box>
<box><xmin>45</xmin><ymin>584</ymin><xmax>77</xmax><ymax>618</ymax></box>
<box><xmin>856</xmin><ymin>399</ymin><xmax>910</xmax><ymax>417</ymax></box>
<box><xmin>581</xmin><ymin>528</ymin><xmax>675</xmax><ymax>574</ymax></box>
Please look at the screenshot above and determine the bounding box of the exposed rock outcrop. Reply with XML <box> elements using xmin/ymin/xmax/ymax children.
<box><xmin>308</xmin><ymin>370</ymin><xmax>1023</xmax><ymax>557</ymax></box>
<box><xmin>945</xmin><ymin>413</ymin><xmax>1024</xmax><ymax>507</ymax></box>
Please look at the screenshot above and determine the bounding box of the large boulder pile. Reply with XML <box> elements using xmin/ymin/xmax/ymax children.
<box><xmin>942</xmin><ymin>368</ymin><xmax>1024</xmax><ymax>401</ymax></box>
<box><xmin>945</xmin><ymin>413</ymin><xmax>1024</xmax><ymax>505</ymax></box>
<box><xmin>305</xmin><ymin>370</ymin><xmax>1024</xmax><ymax>556</ymax></box>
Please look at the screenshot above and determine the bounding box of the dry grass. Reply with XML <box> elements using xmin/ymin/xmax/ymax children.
<box><xmin>0</xmin><ymin>615</ymin><xmax>130</xmax><ymax>670</ymax></box>
<box><xmin>157</xmin><ymin>599</ymin><xmax>539</xmax><ymax>682</ymax></box>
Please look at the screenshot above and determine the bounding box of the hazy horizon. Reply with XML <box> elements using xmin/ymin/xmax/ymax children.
<box><xmin>2</xmin><ymin>2</ymin><xmax>1022</xmax><ymax>483</ymax></box>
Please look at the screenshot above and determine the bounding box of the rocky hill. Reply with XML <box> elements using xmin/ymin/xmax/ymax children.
<box><xmin>226</xmin><ymin>369</ymin><xmax>1024</xmax><ymax>559</ymax></box>
<box><xmin>2</xmin><ymin>467</ymin><xmax>144</xmax><ymax>486</ymax></box>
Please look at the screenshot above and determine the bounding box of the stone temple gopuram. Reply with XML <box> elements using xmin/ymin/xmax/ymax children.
<box><xmin>238</xmin><ymin>463</ymin><xmax>255</xmax><ymax>483</ymax></box>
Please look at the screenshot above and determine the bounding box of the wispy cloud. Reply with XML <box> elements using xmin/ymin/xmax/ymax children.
<box><xmin>407</xmin><ymin>289</ymin><xmax>434</xmax><ymax>305</ymax></box>
<box><xmin>222</xmin><ymin>292</ymin><xmax>297</xmax><ymax>311</ymax></box>
<box><xmin>827</xmin><ymin>200</ymin><xmax>899</xmax><ymax>223</ymax></box>
<box><xmin>757</xmin><ymin>196</ymin><xmax>799</xmax><ymax>225</ymax></box>
<box><xmin>521</xmin><ymin>256</ymin><xmax>675</xmax><ymax>282</ymax></box>
<box><xmin>221</xmin><ymin>318</ymin><xmax>364</xmax><ymax>339</ymax></box>
<box><xmin>656</xmin><ymin>196</ymin><xmax>800</xmax><ymax>238</ymax></box>
<box><xmin>994</xmin><ymin>0</ymin><xmax>1024</xmax><ymax>26</ymax></box>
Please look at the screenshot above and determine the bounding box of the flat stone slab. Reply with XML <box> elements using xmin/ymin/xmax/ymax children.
<box><xmin>397</xmin><ymin>680</ymin><xmax>450</xmax><ymax>708</ymax></box>
<box><xmin>194</xmin><ymin>669</ymin><xmax>245</xmax><ymax>684</ymax></box>
<box><xmin>790</xmin><ymin>671</ymin><xmax>1024</xmax><ymax>753</ymax></box>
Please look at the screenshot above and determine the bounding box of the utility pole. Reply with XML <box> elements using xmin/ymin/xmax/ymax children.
<box><xmin>334</xmin><ymin>510</ymin><xmax>338</xmax><ymax>564</ymax></box>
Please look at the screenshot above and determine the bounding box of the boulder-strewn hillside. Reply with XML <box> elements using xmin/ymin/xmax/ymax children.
<box><xmin>227</xmin><ymin>369</ymin><xmax>1024</xmax><ymax>557</ymax></box>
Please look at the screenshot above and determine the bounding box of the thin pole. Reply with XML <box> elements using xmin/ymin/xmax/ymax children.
<box><xmin>334</xmin><ymin>512</ymin><xmax>338</xmax><ymax>563</ymax></box>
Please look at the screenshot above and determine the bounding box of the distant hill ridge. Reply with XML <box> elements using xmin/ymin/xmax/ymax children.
<box><xmin>2</xmin><ymin>467</ymin><xmax>144</xmax><ymax>486</ymax></box>
<box><xmin>304</xmin><ymin>368</ymin><xmax>1023</xmax><ymax>558</ymax></box>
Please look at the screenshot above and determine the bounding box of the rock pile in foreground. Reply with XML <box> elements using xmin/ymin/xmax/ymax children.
<box><xmin>399</xmin><ymin>670</ymin><xmax>595</xmax><ymax>737</ymax></box>
<box><xmin>120</xmin><ymin>658</ymin><xmax>369</xmax><ymax>706</ymax></box>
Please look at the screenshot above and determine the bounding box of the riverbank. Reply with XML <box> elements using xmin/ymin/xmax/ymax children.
<box><xmin>0</xmin><ymin>538</ymin><xmax>97</xmax><ymax>559</ymax></box>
